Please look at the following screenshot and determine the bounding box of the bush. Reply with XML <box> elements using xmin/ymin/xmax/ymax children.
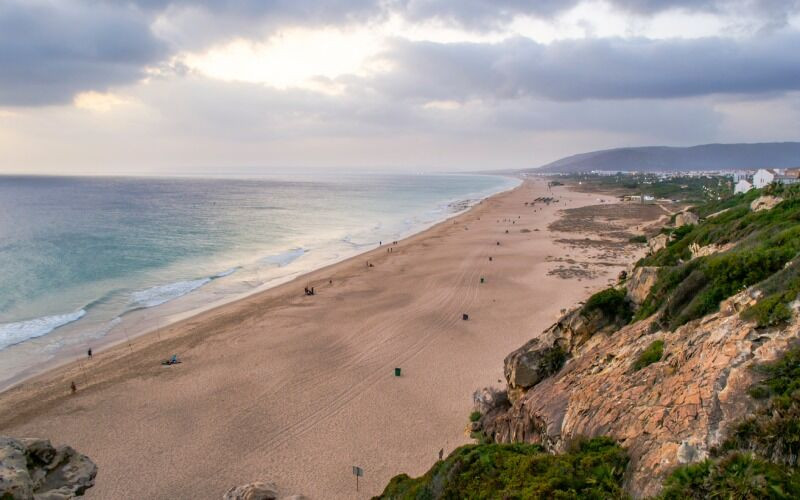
<box><xmin>469</xmin><ymin>411</ymin><xmax>481</xmax><ymax>422</ymax></box>
<box><xmin>659</xmin><ymin>453</ymin><xmax>800</xmax><ymax>499</ymax></box>
<box><xmin>584</xmin><ymin>287</ymin><xmax>633</xmax><ymax>324</ymax></box>
<box><xmin>633</xmin><ymin>340</ymin><xmax>664</xmax><ymax>371</ymax></box>
<box><xmin>743</xmin><ymin>292</ymin><xmax>794</xmax><ymax>328</ymax></box>
<box><xmin>629</xmin><ymin>234</ymin><xmax>647</xmax><ymax>244</ymax></box>
<box><xmin>374</xmin><ymin>437</ymin><xmax>629</xmax><ymax>500</ymax></box>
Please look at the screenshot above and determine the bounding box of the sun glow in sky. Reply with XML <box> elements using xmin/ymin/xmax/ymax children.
<box><xmin>1</xmin><ymin>0</ymin><xmax>800</xmax><ymax>174</ymax></box>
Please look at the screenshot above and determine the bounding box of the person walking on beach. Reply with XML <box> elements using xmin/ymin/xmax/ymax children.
<box><xmin>87</xmin><ymin>348</ymin><xmax>92</xmax><ymax>359</ymax></box>
<box><xmin>70</xmin><ymin>381</ymin><xmax>77</xmax><ymax>394</ymax></box>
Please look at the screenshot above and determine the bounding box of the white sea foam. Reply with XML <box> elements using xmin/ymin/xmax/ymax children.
<box><xmin>0</xmin><ymin>309</ymin><xmax>86</xmax><ymax>350</ymax></box>
<box><xmin>130</xmin><ymin>268</ymin><xmax>240</xmax><ymax>309</ymax></box>
<box><xmin>260</xmin><ymin>248</ymin><xmax>306</xmax><ymax>267</ymax></box>
<box><xmin>131</xmin><ymin>278</ymin><xmax>212</xmax><ymax>308</ymax></box>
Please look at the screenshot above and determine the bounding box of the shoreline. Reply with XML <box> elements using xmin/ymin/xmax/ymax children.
<box><xmin>0</xmin><ymin>178</ymin><xmax>645</xmax><ymax>499</ymax></box>
<box><xmin>0</xmin><ymin>175</ymin><xmax>521</xmax><ymax>392</ymax></box>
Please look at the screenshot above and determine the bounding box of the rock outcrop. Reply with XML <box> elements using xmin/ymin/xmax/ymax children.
<box><xmin>0</xmin><ymin>437</ymin><xmax>97</xmax><ymax>499</ymax></box>
<box><xmin>674</xmin><ymin>211</ymin><xmax>699</xmax><ymax>227</ymax></box>
<box><xmin>625</xmin><ymin>267</ymin><xmax>659</xmax><ymax>305</ymax></box>
<box><xmin>647</xmin><ymin>234</ymin><xmax>668</xmax><ymax>254</ymax></box>
<box><xmin>750</xmin><ymin>195</ymin><xmax>783</xmax><ymax>212</ymax></box>
<box><xmin>475</xmin><ymin>290</ymin><xmax>799</xmax><ymax>498</ymax></box>
<box><xmin>222</xmin><ymin>482</ymin><xmax>307</xmax><ymax>500</ymax></box>
<box><xmin>688</xmin><ymin>242</ymin><xmax>734</xmax><ymax>259</ymax></box>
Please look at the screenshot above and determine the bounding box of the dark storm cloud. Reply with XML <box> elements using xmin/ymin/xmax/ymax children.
<box><xmin>399</xmin><ymin>0</ymin><xmax>800</xmax><ymax>29</ymax></box>
<box><xmin>2</xmin><ymin>0</ymin><xmax>800</xmax><ymax>107</ymax></box>
<box><xmin>0</xmin><ymin>0</ymin><xmax>167</xmax><ymax>106</ymax></box>
<box><xmin>374</xmin><ymin>33</ymin><xmax>800</xmax><ymax>101</ymax></box>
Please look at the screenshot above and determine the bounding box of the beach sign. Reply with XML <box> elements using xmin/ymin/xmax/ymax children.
<box><xmin>353</xmin><ymin>465</ymin><xmax>364</xmax><ymax>491</ymax></box>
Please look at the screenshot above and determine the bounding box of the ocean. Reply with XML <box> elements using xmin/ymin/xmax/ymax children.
<box><xmin>0</xmin><ymin>172</ymin><xmax>518</xmax><ymax>388</ymax></box>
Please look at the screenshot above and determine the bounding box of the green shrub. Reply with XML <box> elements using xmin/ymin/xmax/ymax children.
<box><xmin>629</xmin><ymin>234</ymin><xmax>647</xmax><ymax>244</ymax></box>
<box><xmin>743</xmin><ymin>292</ymin><xmax>794</xmax><ymax>328</ymax></box>
<box><xmin>658</xmin><ymin>453</ymin><xmax>800</xmax><ymax>499</ymax></box>
<box><xmin>469</xmin><ymin>411</ymin><xmax>481</xmax><ymax>422</ymax></box>
<box><xmin>633</xmin><ymin>340</ymin><xmax>664</xmax><ymax>371</ymax></box>
<box><xmin>584</xmin><ymin>287</ymin><xmax>633</xmax><ymax>324</ymax></box>
<box><xmin>374</xmin><ymin>437</ymin><xmax>629</xmax><ymax>500</ymax></box>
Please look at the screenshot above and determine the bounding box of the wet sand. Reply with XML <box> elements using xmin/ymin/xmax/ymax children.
<box><xmin>0</xmin><ymin>179</ymin><xmax>659</xmax><ymax>499</ymax></box>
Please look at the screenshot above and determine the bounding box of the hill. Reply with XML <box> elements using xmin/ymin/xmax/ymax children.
<box><xmin>532</xmin><ymin>142</ymin><xmax>800</xmax><ymax>173</ymax></box>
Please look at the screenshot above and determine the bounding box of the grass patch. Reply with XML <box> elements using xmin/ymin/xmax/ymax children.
<box><xmin>469</xmin><ymin>411</ymin><xmax>482</xmax><ymax>423</ymax></box>
<box><xmin>633</xmin><ymin>340</ymin><xmax>664</xmax><ymax>371</ymax></box>
<box><xmin>658</xmin><ymin>453</ymin><xmax>800</xmax><ymax>499</ymax></box>
<box><xmin>374</xmin><ymin>437</ymin><xmax>629</xmax><ymax>500</ymax></box>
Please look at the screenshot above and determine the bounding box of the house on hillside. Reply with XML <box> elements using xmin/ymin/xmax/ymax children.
<box><xmin>731</xmin><ymin>171</ymin><xmax>752</xmax><ymax>183</ymax></box>
<box><xmin>785</xmin><ymin>168</ymin><xmax>800</xmax><ymax>178</ymax></box>
<box><xmin>753</xmin><ymin>169</ymin><xmax>778</xmax><ymax>188</ymax></box>
<box><xmin>734</xmin><ymin>179</ymin><xmax>753</xmax><ymax>194</ymax></box>
<box><xmin>753</xmin><ymin>168</ymin><xmax>800</xmax><ymax>188</ymax></box>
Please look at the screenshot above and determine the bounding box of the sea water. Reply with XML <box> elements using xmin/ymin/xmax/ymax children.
<box><xmin>0</xmin><ymin>172</ymin><xmax>518</xmax><ymax>388</ymax></box>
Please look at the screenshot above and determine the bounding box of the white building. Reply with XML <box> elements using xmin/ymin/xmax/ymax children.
<box><xmin>753</xmin><ymin>169</ymin><xmax>777</xmax><ymax>188</ymax></box>
<box><xmin>734</xmin><ymin>179</ymin><xmax>753</xmax><ymax>194</ymax></box>
<box><xmin>731</xmin><ymin>171</ymin><xmax>751</xmax><ymax>183</ymax></box>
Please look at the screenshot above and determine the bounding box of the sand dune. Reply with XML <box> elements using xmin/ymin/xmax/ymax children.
<box><xmin>0</xmin><ymin>179</ymin><xmax>649</xmax><ymax>499</ymax></box>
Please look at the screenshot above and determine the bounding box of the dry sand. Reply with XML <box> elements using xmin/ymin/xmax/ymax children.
<box><xmin>0</xmin><ymin>179</ymin><xmax>662</xmax><ymax>499</ymax></box>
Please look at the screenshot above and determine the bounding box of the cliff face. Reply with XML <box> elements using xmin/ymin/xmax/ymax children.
<box><xmin>476</xmin><ymin>291</ymin><xmax>800</xmax><ymax>498</ymax></box>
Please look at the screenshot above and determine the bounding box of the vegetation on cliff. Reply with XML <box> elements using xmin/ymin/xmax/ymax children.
<box><xmin>658</xmin><ymin>453</ymin><xmax>800</xmax><ymax>499</ymax></box>
<box><xmin>583</xmin><ymin>287</ymin><xmax>633</xmax><ymax>325</ymax></box>
<box><xmin>719</xmin><ymin>346</ymin><xmax>800</xmax><ymax>467</ymax></box>
<box><xmin>374</xmin><ymin>437</ymin><xmax>629</xmax><ymax>500</ymax></box>
<box><xmin>632</xmin><ymin>340</ymin><xmax>664</xmax><ymax>371</ymax></box>
<box><xmin>635</xmin><ymin>185</ymin><xmax>800</xmax><ymax>330</ymax></box>
<box><xmin>659</xmin><ymin>346</ymin><xmax>800</xmax><ymax>498</ymax></box>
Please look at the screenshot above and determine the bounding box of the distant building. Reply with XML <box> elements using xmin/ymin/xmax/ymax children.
<box><xmin>753</xmin><ymin>169</ymin><xmax>777</xmax><ymax>188</ymax></box>
<box><xmin>785</xmin><ymin>168</ymin><xmax>800</xmax><ymax>178</ymax></box>
<box><xmin>753</xmin><ymin>168</ymin><xmax>800</xmax><ymax>188</ymax></box>
<box><xmin>734</xmin><ymin>179</ymin><xmax>753</xmax><ymax>194</ymax></box>
<box><xmin>731</xmin><ymin>171</ymin><xmax>753</xmax><ymax>183</ymax></box>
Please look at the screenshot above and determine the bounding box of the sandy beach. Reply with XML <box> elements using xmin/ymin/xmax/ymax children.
<box><xmin>0</xmin><ymin>179</ymin><xmax>662</xmax><ymax>499</ymax></box>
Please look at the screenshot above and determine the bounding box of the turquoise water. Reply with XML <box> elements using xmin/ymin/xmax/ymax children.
<box><xmin>0</xmin><ymin>172</ymin><xmax>518</xmax><ymax>386</ymax></box>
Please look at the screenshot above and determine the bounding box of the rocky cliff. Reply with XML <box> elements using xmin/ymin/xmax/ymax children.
<box><xmin>0</xmin><ymin>436</ymin><xmax>97</xmax><ymax>499</ymax></box>
<box><xmin>475</xmin><ymin>290</ymin><xmax>799</xmax><ymax>497</ymax></box>
<box><xmin>474</xmin><ymin>183</ymin><xmax>800</xmax><ymax>497</ymax></box>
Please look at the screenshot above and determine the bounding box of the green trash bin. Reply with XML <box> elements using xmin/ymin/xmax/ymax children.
<box><xmin>395</xmin><ymin>367</ymin><xmax>401</xmax><ymax>377</ymax></box>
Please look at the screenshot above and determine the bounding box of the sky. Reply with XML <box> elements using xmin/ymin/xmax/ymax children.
<box><xmin>1</xmin><ymin>0</ymin><xmax>800</xmax><ymax>175</ymax></box>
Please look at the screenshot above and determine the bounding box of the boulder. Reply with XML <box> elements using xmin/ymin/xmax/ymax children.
<box><xmin>674</xmin><ymin>211</ymin><xmax>699</xmax><ymax>227</ymax></box>
<box><xmin>223</xmin><ymin>482</ymin><xmax>279</xmax><ymax>500</ymax></box>
<box><xmin>0</xmin><ymin>437</ymin><xmax>97</xmax><ymax>500</ymax></box>
<box><xmin>750</xmin><ymin>195</ymin><xmax>783</xmax><ymax>212</ymax></box>
<box><xmin>626</xmin><ymin>267</ymin><xmax>659</xmax><ymax>305</ymax></box>
<box><xmin>471</xmin><ymin>387</ymin><xmax>509</xmax><ymax>415</ymax></box>
<box><xmin>504</xmin><ymin>339</ymin><xmax>565</xmax><ymax>393</ymax></box>
<box><xmin>647</xmin><ymin>234</ymin><xmax>668</xmax><ymax>254</ymax></box>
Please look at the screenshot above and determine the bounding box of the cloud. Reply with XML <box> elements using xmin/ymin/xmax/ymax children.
<box><xmin>399</xmin><ymin>0</ymin><xmax>800</xmax><ymax>30</ymax></box>
<box><xmin>373</xmin><ymin>32</ymin><xmax>800</xmax><ymax>101</ymax></box>
<box><xmin>0</xmin><ymin>0</ymin><xmax>167</xmax><ymax>106</ymax></box>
